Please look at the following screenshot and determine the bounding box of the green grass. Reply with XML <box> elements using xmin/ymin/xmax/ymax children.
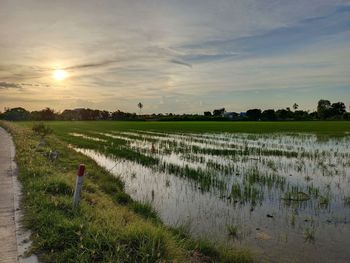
<box><xmin>1</xmin><ymin>121</ymin><xmax>252</xmax><ymax>263</ymax></box>
<box><xmin>18</xmin><ymin>120</ymin><xmax>350</xmax><ymax>137</ymax></box>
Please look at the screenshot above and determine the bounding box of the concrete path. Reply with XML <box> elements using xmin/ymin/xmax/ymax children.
<box><xmin>0</xmin><ymin>127</ymin><xmax>39</xmax><ymax>263</ymax></box>
<box><xmin>0</xmin><ymin>127</ymin><xmax>18</xmax><ymax>263</ymax></box>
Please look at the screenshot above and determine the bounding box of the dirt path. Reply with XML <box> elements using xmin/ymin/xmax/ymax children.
<box><xmin>0</xmin><ymin>127</ymin><xmax>18</xmax><ymax>263</ymax></box>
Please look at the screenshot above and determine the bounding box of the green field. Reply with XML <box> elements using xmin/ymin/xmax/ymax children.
<box><xmin>2</xmin><ymin>121</ymin><xmax>252</xmax><ymax>263</ymax></box>
<box><xmin>7</xmin><ymin>120</ymin><xmax>350</xmax><ymax>262</ymax></box>
<box><xmin>20</xmin><ymin>120</ymin><xmax>350</xmax><ymax>137</ymax></box>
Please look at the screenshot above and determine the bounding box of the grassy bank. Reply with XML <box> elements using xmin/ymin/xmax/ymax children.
<box><xmin>0</xmin><ymin>121</ymin><xmax>252</xmax><ymax>263</ymax></box>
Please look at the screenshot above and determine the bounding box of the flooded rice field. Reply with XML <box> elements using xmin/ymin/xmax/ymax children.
<box><xmin>69</xmin><ymin>130</ymin><xmax>350</xmax><ymax>262</ymax></box>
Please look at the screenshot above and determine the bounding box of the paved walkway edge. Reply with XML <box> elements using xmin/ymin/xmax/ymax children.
<box><xmin>1</xmin><ymin>127</ymin><xmax>39</xmax><ymax>263</ymax></box>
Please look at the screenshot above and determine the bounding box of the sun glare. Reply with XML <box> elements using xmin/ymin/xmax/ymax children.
<box><xmin>53</xmin><ymin>69</ymin><xmax>68</xmax><ymax>81</ymax></box>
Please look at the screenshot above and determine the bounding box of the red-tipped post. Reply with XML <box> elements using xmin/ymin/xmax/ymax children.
<box><xmin>77</xmin><ymin>164</ymin><xmax>85</xmax><ymax>177</ymax></box>
<box><xmin>73</xmin><ymin>164</ymin><xmax>85</xmax><ymax>208</ymax></box>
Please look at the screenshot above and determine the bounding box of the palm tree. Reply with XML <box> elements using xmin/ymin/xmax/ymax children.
<box><xmin>137</xmin><ymin>102</ymin><xmax>143</xmax><ymax>115</ymax></box>
<box><xmin>293</xmin><ymin>103</ymin><xmax>299</xmax><ymax>111</ymax></box>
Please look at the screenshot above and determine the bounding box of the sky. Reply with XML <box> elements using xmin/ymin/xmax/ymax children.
<box><xmin>0</xmin><ymin>0</ymin><xmax>349</xmax><ymax>114</ymax></box>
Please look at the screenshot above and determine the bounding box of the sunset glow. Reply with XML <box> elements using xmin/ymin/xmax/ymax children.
<box><xmin>53</xmin><ymin>69</ymin><xmax>67</xmax><ymax>81</ymax></box>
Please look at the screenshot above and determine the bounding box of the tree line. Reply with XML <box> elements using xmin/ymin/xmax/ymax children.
<box><xmin>0</xmin><ymin>99</ymin><xmax>348</xmax><ymax>121</ymax></box>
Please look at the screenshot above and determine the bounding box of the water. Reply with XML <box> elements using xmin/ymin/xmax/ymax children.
<box><xmin>70</xmin><ymin>131</ymin><xmax>350</xmax><ymax>262</ymax></box>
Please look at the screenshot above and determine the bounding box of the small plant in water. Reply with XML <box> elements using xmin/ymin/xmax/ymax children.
<box><xmin>319</xmin><ymin>195</ymin><xmax>330</xmax><ymax>206</ymax></box>
<box><xmin>304</xmin><ymin>227</ymin><xmax>315</xmax><ymax>243</ymax></box>
<box><xmin>344</xmin><ymin>196</ymin><xmax>350</xmax><ymax>207</ymax></box>
<box><xmin>165</xmin><ymin>179</ymin><xmax>171</xmax><ymax>187</ymax></box>
<box><xmin>304</xmin><ymin>175</ymin><xmax>312</xmax><ymax>182</ymax></box>
<box><xmin>131</xmin><ymin>172</ymin><xmax>136</xmax><ymax>179</ymax></box>
<box><xmin>267</xmin><ymin>160</ymin><xmax>277</xmax><ymax>172</ymax></box>
<box><xmin>283</xmin><ymin>189</ymin><xmax>310</xmax><ymax>202</ymax></box>
<box><xmin>290</xmin><ymin>213</ymin><xmax>296</xmax><ymax>227</ymax></box>
<box><xmin>227</xmin><ymin>224</ymin><xmax>239</xmax><ymax>238</ymax></box>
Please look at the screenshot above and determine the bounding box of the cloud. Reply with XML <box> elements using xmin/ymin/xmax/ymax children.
<box><xmin>0</xmin><ymin>82</ymin><xmax>22</xmax><ymax>89</ymax></box>
<box><xmin>169</xmin><ymin>59</ymin><xmax>192</xmax><ymax>68</ymax></box>
<box><xmin>181</xmin><ymin>4</ymin><xmax>350</xmax><ymax>60</ymax></box>
<box><xmin>64</xmin><ymin>60</ymin><xmax>116</xmax><ymax>70</ymax></box>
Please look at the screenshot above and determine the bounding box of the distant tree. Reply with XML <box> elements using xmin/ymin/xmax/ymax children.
<box><xmin>261</xmin><ymin>109</ymin><xmax>276</xmax><ymax>121</ymax></box>
<box><xmin>293</xmin><ymin>103</ymin><xmax>299</xmax><ymax>111</ymax></box>
<box><xmin>213</xmin><ymin>108</ymin><xmax>225</xmax><ymax>116</ymax></box>
<box><xmin>30</xmin><ymin>111</ymin><xmax>42</xmax><ymax>120</ymax></box>
<box><xmin>309</xmin><ymin>111</ymin><xmax>318</xmax><ymax>120</ymax></box>
<box><xmin>137</xmin><ymin>102</ymin><xmax>143</xmax><ymax>115</ymax></box>
<box><xmin>317</xmin><ymin>99</ymin><xmax>332</xmax><ymax>119</ymax></box>
<box><xmin>80</xmin><ymin>109</ymin><xmax>92</xmax><ymax>120</ymax></box>
<box><xmin>204</xmin><ymin>111</ymin><xmax>212</xmax><ymax>116</ymax></box>
<box><xmin>276</xmin><ymin>109</ymin><xmax>290</xmax><ymax>120</ymax></box>
<box><xmin>100</xmin><ymin>110</ymin><xmax>110</xmax><ymax>120</ymax></box>
<box><xmin>61</xmin><ymin>109</ymin><xmax>79</xmax><ymax>120</ymax></box>
<box><xmin>40</xmin><ymin>107</ymin><xmax>56</xmax><ymax>120</ymax></box>
<box><xmin>111</xmin><ymin>110</ymin><xmax>137</xmax><ymax>120</ymax></box>
<box><xmin>293</xmin><ymin>110</ymin><xmax>311</xmax><ymax>120</ymax></box>
<box><xmin>343</xmin><ymin>112</ymin><xmax>350</xmax><ymax>120</ymax></box>
<box><xmin>331</xmin><ymin>102</ymin><xmax>346</xmax><ymax>117</ymax></box>
<box><xmin>2</xmin><ymin>107</ymin><xmax>30</xmax><ymax>121</ymax></box>
<box><xmin>246</xmin><ymin>109</ymin><xmax>262</xmax><ymax>121</ymax></box>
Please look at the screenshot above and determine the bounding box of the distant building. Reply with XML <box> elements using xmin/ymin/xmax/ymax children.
<box><xmin>223</xmin><ymin>112</ymin><xmax>239</xmax><ymax>120</ymax></box>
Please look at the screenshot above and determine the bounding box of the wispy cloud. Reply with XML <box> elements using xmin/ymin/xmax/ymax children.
<box><xmin>0</xmin><ymin>82</ymin><xmax>22</xmax><ymax>89</ymax></box>
<box><xmin>169</xmin><ymin>59</ymin><xmax>192</xmax><ymax>68</ymax></box>
<box><xmin>64</xmin><ymin>60</ymin><xmax>116</xmax><ymax>70</ymax></box>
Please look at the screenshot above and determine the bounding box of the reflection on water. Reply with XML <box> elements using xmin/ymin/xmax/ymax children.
<box><xmin>70</xmin><ymin>131</ymin><xmax>350</xmax><ymax>263</ymax></box>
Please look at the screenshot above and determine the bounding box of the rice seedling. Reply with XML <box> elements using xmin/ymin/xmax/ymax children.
<box><xmin>283</xmin><ymin>190</ymin><xmax>310</xmax><ymax>202</ymax></box>
<box><xmin>344</xmin><ymin>196</ymin><xmax>350</xmax><ymax>207</ymax></box>
<box><xmin>304</xmin><ymin>227</ymin><xmax>316</xmax><ymax>243</ymax></box>
<box><xmin>319</xmin><ymin>195</ymin><xmax>330</xmax><ymax>206</ymax></box>
<box><xmin>227</xmin><ymin>224</ymin><xmax>239</xmax><ymax>238</ymax></box>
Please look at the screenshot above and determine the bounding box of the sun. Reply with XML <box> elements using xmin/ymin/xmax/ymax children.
<box><xmin>53</xmin><ymin>69</ymin><xmax>68</xmax><ymax>81</ymax></box>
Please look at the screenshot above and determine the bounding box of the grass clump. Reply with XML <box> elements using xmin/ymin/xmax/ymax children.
<box><xmin>115</xmin><ymin>191</ymin><xmax>132</xmax><ymax>205</ymax></box>
<box><xmin>120</xmin><ymin>224</ymin><xmax>167</xmax><ymax>262</ymax></box>
<box><xmin>131</xmin><ymin>202</ymin><xmax>159</xmax><ymax>221</ymax></box>
<box><xmin>227</xmin><ymin>224</ymin><xmax>239</xmax><ymax>238</ymax></box>
<box><xmin>32</xmin><ymin>122</ymin><xmax>53</xmax><ymax>138</ymax></box>
<box><xmin>41</xmin><ymin>178</ymin><xmax>73</xmax><ymax>196</ymax></box>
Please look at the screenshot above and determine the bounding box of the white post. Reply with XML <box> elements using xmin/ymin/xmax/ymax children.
<box><xmin>73</xmin><ymin>164</ymin><xmax>85</xmax><ymax>208</ymax></box>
